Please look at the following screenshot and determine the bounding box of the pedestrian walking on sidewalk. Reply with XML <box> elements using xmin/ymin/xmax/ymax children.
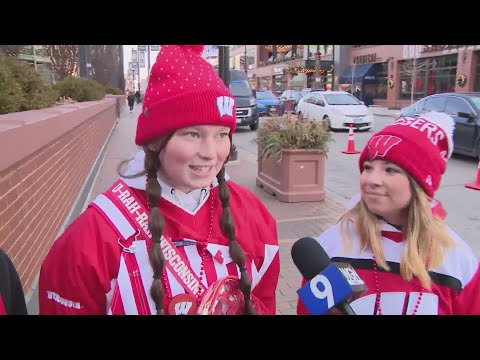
<box><xmin>297</xmin><ymin>111</ymin><xmax>480</xmax><ymax>315</ymax></box>
<box><xmin>0</xmin><ymin>249</ymin><xmax>28</xmax><ymax>315</ymax></box>
<box><xmin>39</xmin><ymin>45</ymin><xmax>280</xmax><ymax>315</ymax></box>
<box><xmin>127</xmin><ymin>91</ymin><xmax>135</xmax><ymax>113</ymax></box>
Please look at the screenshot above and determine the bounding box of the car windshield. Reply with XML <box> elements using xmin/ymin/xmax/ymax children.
<box><xmin>257</xmin><ymin>91</ymin><xmax>277</xmax><ymax>100</ymax></box>
<box><xmin>323</xmin><ymin>93</ymin><xmax>361</xmax><ymax>105</ymax></box>
<box><xmin>468</xmin><ymin>96</ymin><xmax>480</xmax><ymax>109</ymax></box>
<box><xmin>229</xmin><ymin>80</ymin><xmax>253</xmax><ymax>97</ymax></box>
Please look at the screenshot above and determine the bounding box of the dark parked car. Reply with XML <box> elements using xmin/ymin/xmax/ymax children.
<box><xmin>398</xmin><ymin>92</ymin><xmax>480</xmax><ymax>158</ymax></box>
<box><xmin>229</xmin><ymin>70</ymin><xmax>259</xmax><ymax>131</ymax></box>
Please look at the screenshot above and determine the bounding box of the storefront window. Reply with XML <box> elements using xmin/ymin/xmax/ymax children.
<box><xmin>308</xmin><ymin>45</ymin><xmax>332</xmax><ymax>59</ymax></box>
<box><xmin>291</xmin><ymin>73</ymin><xmax>305</xmax><ymax>90</ymax></box>
<box><xmin>296</xmin><ymin>45</ymin><xmax>304</xmax><ymax>58</ymax></box>
<box><xmin>369</xmin><ymin>62</ymin><xmax>387</xmax><ymax>100</ymax></box>
<box><xmin>274</xmin><ymin>74</ymin><xmax>287</xmax><ymax>93</ymax></box>
<box><xmin>399</xmin><ymin>55</ymin><xmax>457</xmax><ymax>100</ymax></box>
<box><xmin>259</xmin><ymin>76</ymin><xmax>270</xmax><ymax>91</ymax></box>
<box><xmin>246</xmin><ymin>49</ymin><xmax>255</xmax><ymax>69</ymax></box>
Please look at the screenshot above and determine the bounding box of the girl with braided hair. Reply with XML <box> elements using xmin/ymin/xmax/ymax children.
<box><xmin>38</xmin><ymin>45</ymin><xmax>280</xmax><ymax>315</ymax></box>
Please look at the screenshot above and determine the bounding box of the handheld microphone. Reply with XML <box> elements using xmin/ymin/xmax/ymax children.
<box><xmin>333</xmin><ymin>262</ymin><xmax>368</xmax><ymax>304</ymax></box>
<box><xmin>291</xmin><ymin>237</ymin><xmax>366</xmax><ymax>315</ymax></box>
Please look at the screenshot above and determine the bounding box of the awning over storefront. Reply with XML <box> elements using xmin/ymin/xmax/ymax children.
<box><xmin>338</xmin><ymin>63</ymin><xmax>378</xmax><ymax>84</ymax></box>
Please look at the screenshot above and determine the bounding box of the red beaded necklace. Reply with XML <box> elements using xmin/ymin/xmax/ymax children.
<box><xmin>146</xmin><ymin>178</ymin><xmax>215</xmax><ymax>304</ymax></box>
<box><xmin>372</xmin><ymin>252</ymin><xmax>430</xmax><ymax>316</ymax></box>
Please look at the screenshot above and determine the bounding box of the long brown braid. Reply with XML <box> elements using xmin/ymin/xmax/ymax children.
<box><xmin>215</xmin><ymin>164</ymin><xmax>256</xmax><ymax>315</ymax></box>
<box><xmin>143</xmin><ymin>135</ymin><xmax>173</xmax><ymax>315</ymax></box>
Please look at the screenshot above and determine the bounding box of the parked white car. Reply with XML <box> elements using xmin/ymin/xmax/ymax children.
<box><xmin>296</xmin><ymin>90</ymin><xmax>374</xmax><ymax>131</ymax></box>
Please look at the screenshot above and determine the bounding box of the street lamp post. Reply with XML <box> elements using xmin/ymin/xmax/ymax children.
<box><xmin>315</xmin><ymin>50</ymin><xmax>322</xmax><ymax>90</ymax></box>
<box><xmin>218</xmin><ymin>45</ymin><xmax>237</xmax><ymax>162</ymax></box>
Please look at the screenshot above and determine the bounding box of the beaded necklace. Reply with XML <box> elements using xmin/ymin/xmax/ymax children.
<box><xmin>146</xmin><ymin>177</ymin><xmax>215</xmax><ymax>306</ymax></box>
<box><xmin>372</xmin><ymin>249</ymin><xmax>430</xmax><ymax>316</ymax></box>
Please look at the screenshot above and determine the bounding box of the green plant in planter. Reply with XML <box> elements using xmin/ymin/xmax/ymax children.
<box><xmin>252</xmin><ymin>116</ymin><xmax>333</xmax><ymax>163</ymax></box>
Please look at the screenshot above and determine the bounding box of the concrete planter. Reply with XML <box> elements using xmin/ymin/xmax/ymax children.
<box><xmin>256</xmin><ymin>148</ymin><xmax>326</xmax><ymax>202</ymax></box>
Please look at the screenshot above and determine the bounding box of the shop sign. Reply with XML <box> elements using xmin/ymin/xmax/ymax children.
<box><xmin>353</xmin><ymin>53</ymin><xmax>376</xmax><ymax>64</ymax></box>
<box><xmin>420</xmin><ymin>45</ymin><xmax>477</xmax><ymax>53</ymax></box>
<box><xmin>273</xmin><ymin>67</ymin><xmax>284</xmax><ymax>75</ymax></box>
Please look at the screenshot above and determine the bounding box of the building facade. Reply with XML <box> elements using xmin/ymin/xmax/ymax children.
<box><xmin>227</xmin><ymin>45</ymin><xmax>480</xmax><ymax>109</ymax></box>
<box><xmin>337</xmin><ymin>45</ymin><xmax>480</xmax><ymax>109</ymax></box>
<box><xmin>229</xmin><ymin>45</ymin><xmax>335</xmax><ymax>94</ymax></box>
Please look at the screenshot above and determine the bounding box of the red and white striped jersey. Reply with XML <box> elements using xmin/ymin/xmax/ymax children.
<box><xmin>39</xmin><ymin>178</ymin><xmax>280</xmax><ymax>315</ymax></box>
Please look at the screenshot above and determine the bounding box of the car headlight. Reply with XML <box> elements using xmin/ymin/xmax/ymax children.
<box><xmin>249</xmin><ymin>98</ymin><xmax>256</xmax><ymax>106</ymax></box>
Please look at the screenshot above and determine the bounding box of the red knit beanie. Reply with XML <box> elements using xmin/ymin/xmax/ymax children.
<box><xmin>358</xmin><ymin>111</ymin><xmax>455</xmax><ymax>198</ymax></box>
<box><xmin>135</xmin><ymin>45</ymin><xmax>236</xmax><ymax>146</ymax></box>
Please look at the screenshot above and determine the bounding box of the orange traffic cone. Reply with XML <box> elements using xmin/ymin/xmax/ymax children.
<box><xmin>341</xmin><ymin>124</ymin><xmax>361</xmax><ymax>154</ymax></box>
<box><xmin>465</xmin><ymin>159</ymin><xmax>480</xmax><ymax>190</ymax></box>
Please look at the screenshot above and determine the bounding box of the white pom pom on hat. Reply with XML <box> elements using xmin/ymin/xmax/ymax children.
<box><xmin>419</xmin><ymin>111</ymin><xmax>455</xmax><ymax>159</ymax></box>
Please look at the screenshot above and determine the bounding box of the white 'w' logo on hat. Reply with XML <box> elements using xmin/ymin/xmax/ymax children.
<box><xmin>216</xmin><ymin>96</ymin><xmax>234</xmax><ymax>117</ymax></box>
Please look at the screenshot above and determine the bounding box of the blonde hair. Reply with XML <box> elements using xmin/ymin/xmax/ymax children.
<box><xmin>339</xmin><ymin>174</ymin><xmax>454</xmax><ymax>289</ymax></box>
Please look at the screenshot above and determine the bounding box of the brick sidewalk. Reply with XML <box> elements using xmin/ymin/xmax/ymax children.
<box><xmin>226</xmin><ymin>148</ymin><xmax>345</xmax><ymax>315</ymax></box>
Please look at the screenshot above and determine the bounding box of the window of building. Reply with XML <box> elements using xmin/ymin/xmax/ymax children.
<box><xmin>274</xmin><ymin>74</ymin><xmax>287</xmax><ymax>93</ymax></box>
<box><xmin>296</xmin><ymin>45</ymin><xmax>304</xmax><ymax>58</ymax></box>
<box><xmin>308</xmin><ymin>45</ymin><xmax>332</xmax><ymax>59</ymax></box>
<box><xmin>246</xmin><ymin>48</ymin><xmax>255</xmax><ymax>68</ymax></box>
<box><xmin>259</xmin><ymin>76</ymin><xmax>271</xmax><ymax>91</ymax></box>
<box><xmin>399</xmin><ymin>55</ymin><xmax>457</xmax><ymax>100</ymax></box>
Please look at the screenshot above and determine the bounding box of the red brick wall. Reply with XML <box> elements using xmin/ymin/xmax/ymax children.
<box><xmin>0</xmin><ymin>96</ymin><xmax>123</xmax><ymax>293</ymax></box>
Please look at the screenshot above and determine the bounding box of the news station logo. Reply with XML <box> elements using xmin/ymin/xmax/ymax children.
<box><xmin>297</xmin><ymin>264</ymin><xmax>352</xmax><ymax>315</ymax></box>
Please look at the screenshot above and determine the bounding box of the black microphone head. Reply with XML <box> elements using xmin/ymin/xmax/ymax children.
<box><xmin>291</xmin><ymin>237</ymin><xmax>332</xmax><ymax>280</ymax></box>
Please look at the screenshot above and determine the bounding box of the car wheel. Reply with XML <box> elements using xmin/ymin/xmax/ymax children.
<box><xmin>250</xmin><ymin>121</ymin><xmax>259</xmax><ymax>131</ymax></box>
<box><xmin>323</xmin><ymin>116</ymin><xmax>332</xmax><ymax>131</ymax></box>
<box><xmin>297</xmin><ymin>112</ymin><xmax>304</xmax><ymax>121</ymax></box>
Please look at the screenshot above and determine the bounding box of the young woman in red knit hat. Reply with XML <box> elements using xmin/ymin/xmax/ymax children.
<box><xmin>39</xmin><ymin>45</ymin><xmax>280</xmax><ymax>315</ymax></box>
<box><xmin>297</xmin><ymin>111</ymin><xmax>480</xmax><ymax>315</ymax></box>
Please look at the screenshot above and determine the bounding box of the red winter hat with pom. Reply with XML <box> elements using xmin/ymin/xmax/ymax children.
<box><xmin>358</xmin><ymin>111</ymin><xmax>455</xmax><ymax>198</ymax></box>
<box><xmin>135</xmin><ymin>45</ymin><xmax>237</xmax><ymax>146</ymax></box>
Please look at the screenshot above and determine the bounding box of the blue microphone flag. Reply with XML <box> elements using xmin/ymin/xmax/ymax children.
<box><xmin>297</xmin><ymin>263</ymin><xmax>353</xmax><ymax>315</ymax></box>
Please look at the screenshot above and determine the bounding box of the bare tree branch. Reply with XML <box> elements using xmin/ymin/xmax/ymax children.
<box><xmin>42</xmin><ymin>45</ymin><xmax>79</xmax><ymax>80</ymax></box>
<box><xmin>402</xmin><ymin>58</ymin><xmax>426</xmax><ymax>104</ymax></box>
<box><xmin>0</xmin><ymin>45</ymin><xmax>27</xmax><ymax>56</ymax></box>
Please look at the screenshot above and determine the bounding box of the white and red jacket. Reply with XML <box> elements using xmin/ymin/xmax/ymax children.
<box><xmin>39</xmin><ymin>153</ymin><xmax>279</xmax><ymax>315</ymax></box>
<box><xmin>297</xmin><ymin>217</ymin><xmax>480</xmax><ymax>315</ymax></box>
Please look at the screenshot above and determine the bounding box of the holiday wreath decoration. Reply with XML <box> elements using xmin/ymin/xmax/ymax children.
<box><xmin>456</xmin><ymin>75</ymin><xmax>467</xmax><ymax>87</ymax></box>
